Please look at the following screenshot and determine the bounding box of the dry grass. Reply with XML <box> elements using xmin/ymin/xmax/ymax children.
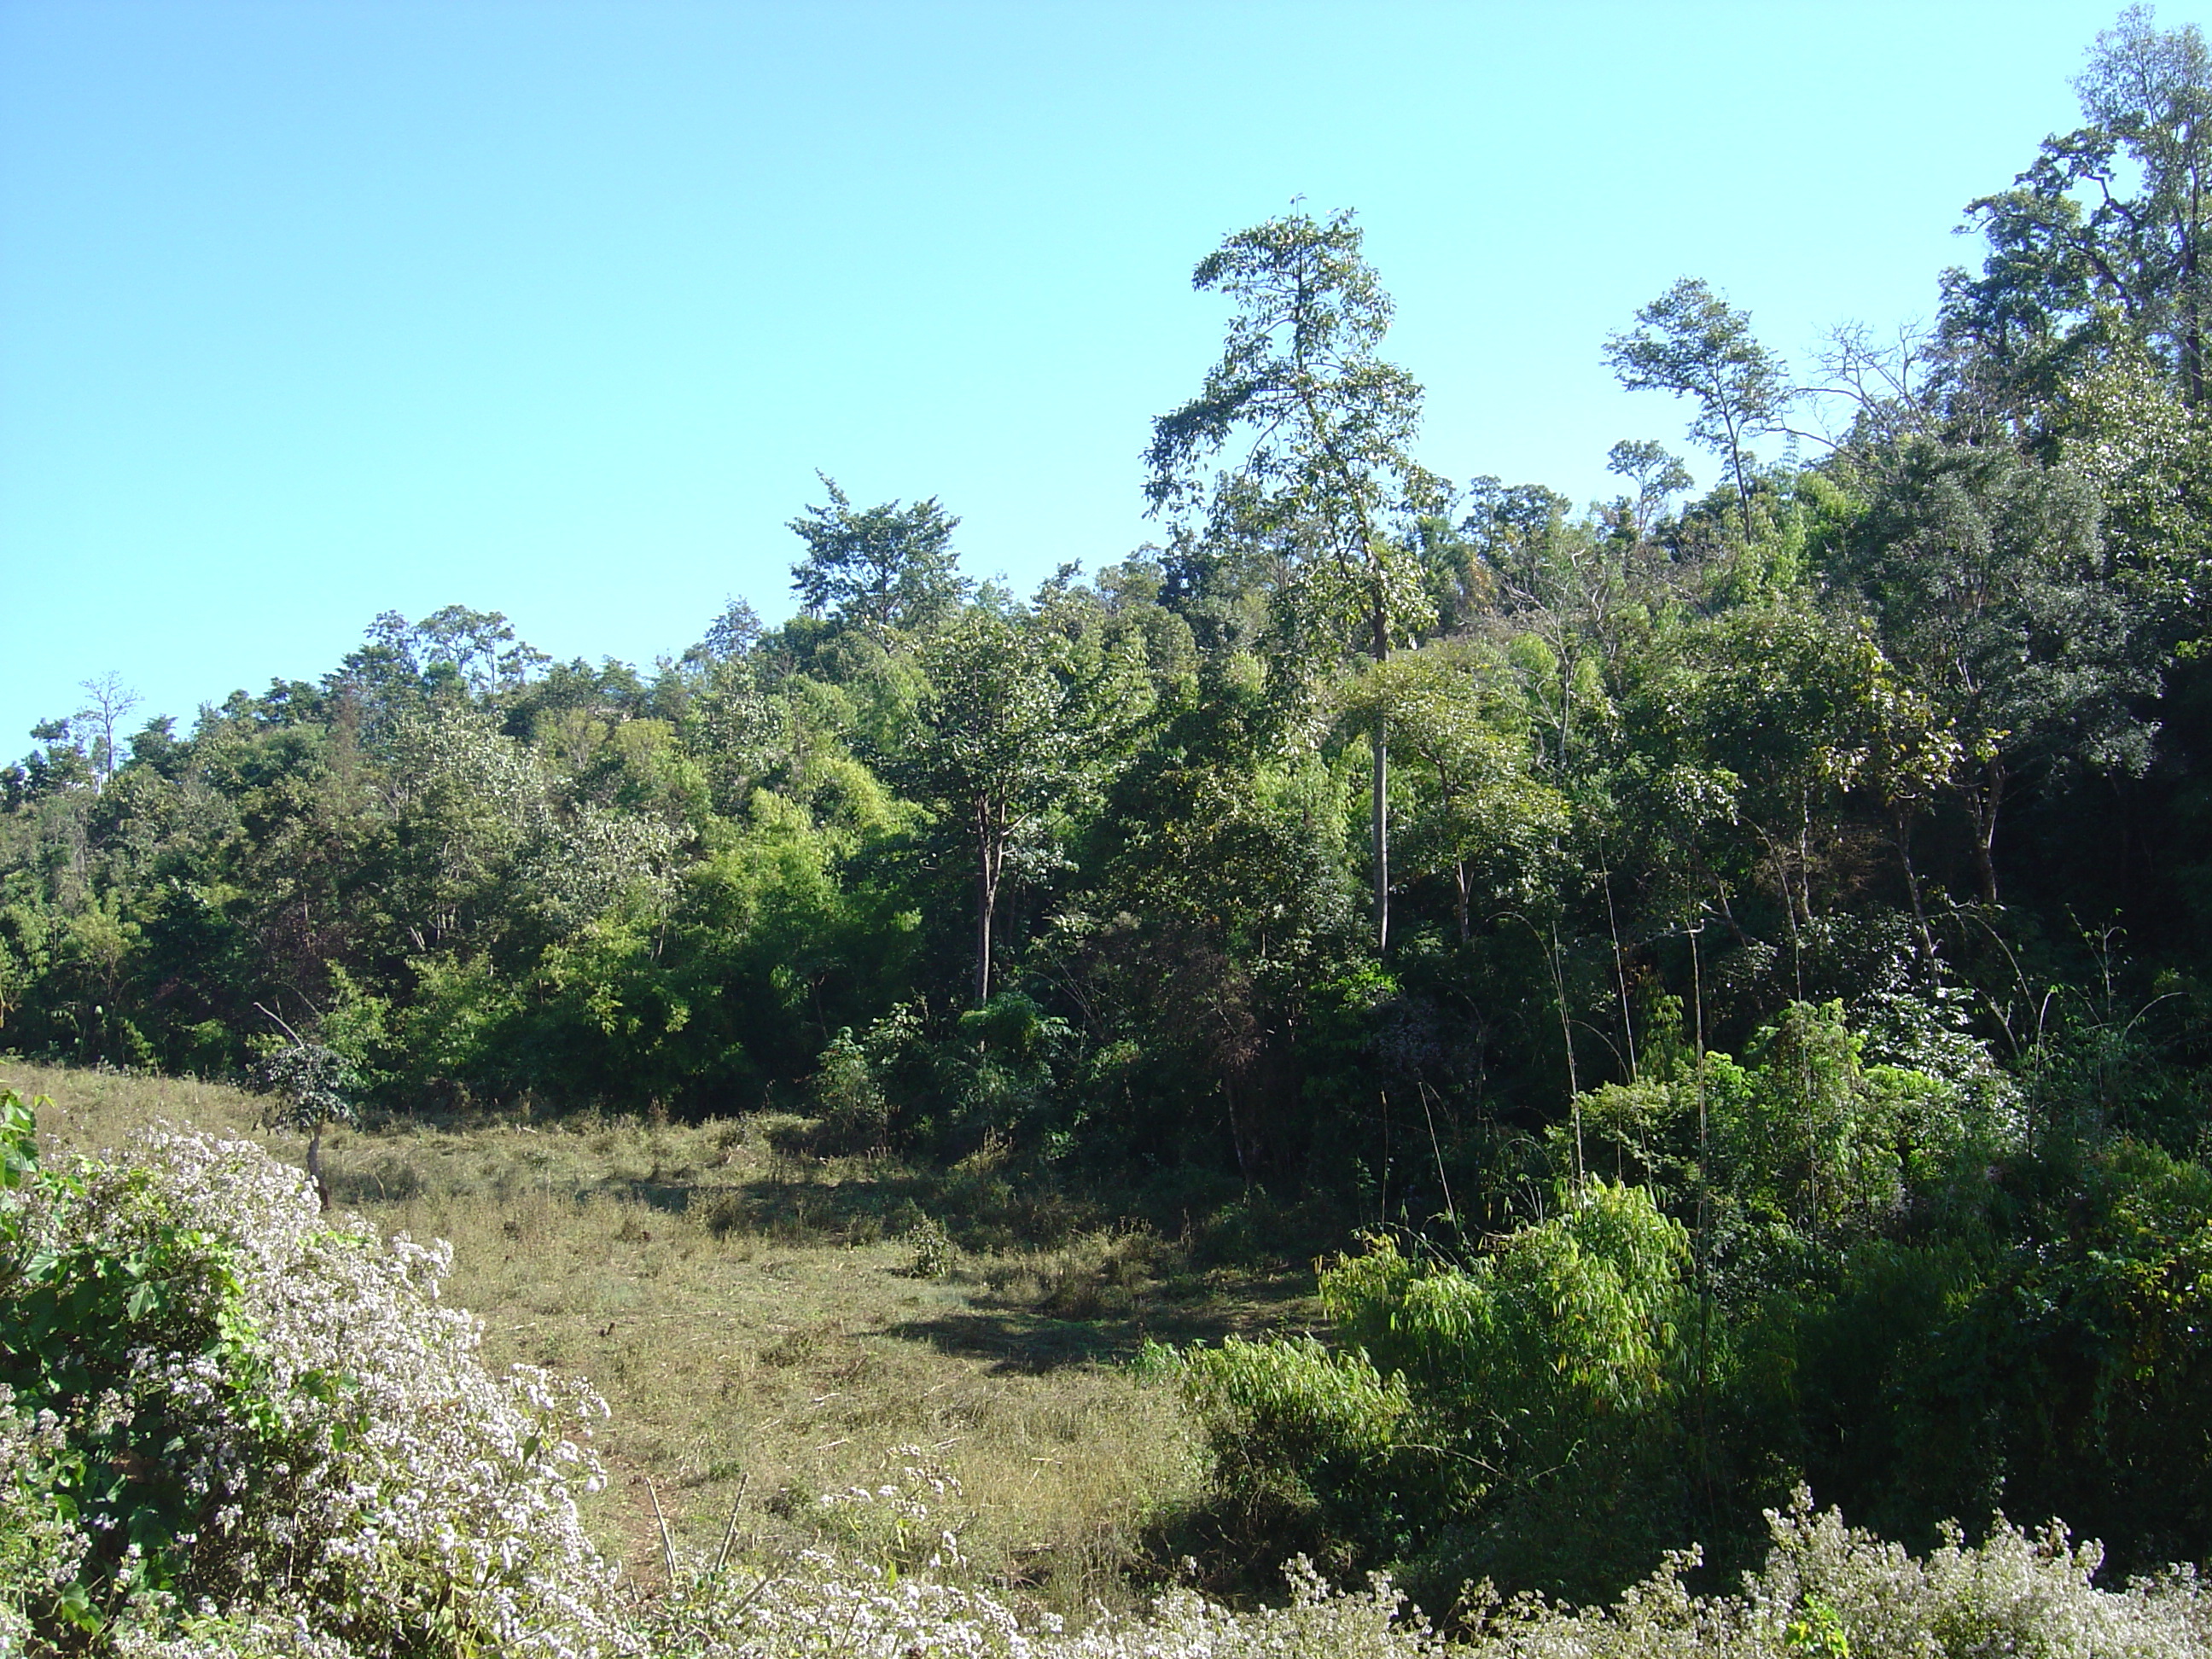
<box><xmin>3</xmin><ymin>1060</ymin><xmax>1321</xmax><ymax>1613</ymax></box>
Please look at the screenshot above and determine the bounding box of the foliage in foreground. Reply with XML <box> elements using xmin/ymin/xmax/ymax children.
<box><xmin>1171</xmin><ymin>1001</ymin><xmax>2212</xmax><ymax>1604</ymax></box>
<box><xmin>3</xmin><ymin>1096</ymin><xmax>2209</xmax><ymax>1658</ymax></box>
<box><xmin>0</xmin><ymin>1089</ymin><xmax>618</xmax><ymax>1656</ymax></box>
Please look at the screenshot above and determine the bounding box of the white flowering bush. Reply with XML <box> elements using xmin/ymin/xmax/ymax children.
<box><xmin>641</xmin><ymin>1491</ymin><xmax>2212</xmax><ymax>1658</ymax></box>
<box><xmin>1460</xmin><ymin>1494</ymin><xmax>2212</xmax><ymax>1657</ymax></box>
<box><xmin>638</xmin><ymin>1552</ymin><xmax>1435</xmax><ymax>1659</ymax></box>
<box><xmin>0</xmin><ymin>1384</ymin><xmax>86</xmax><ymax>1653</ymax></box>
<box><xmin>0</xmin><ymin>1091</ymin><xmax>622</xmax><ymax>1657</ymax></box>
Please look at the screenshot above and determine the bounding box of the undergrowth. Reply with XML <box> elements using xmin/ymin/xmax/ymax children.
<box><xmin>8</xmin><ymin>1063</ymin><xmax>2211</xmax><ymax>1656</ymax></box>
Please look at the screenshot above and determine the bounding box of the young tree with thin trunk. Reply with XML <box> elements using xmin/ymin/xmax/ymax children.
<box><xmin>74</xmin><ymin>672</ymin><xmax>140</xmax><ymax>789</ymax></box>
<box><xmin>896</xmin><ymin>609</ymin><xmax>1087</xmax><ymax>1005</ymax></box>
<box><xmin>1343</xmin><ymin>643</ymin><xmax>1566</xmax><ymax>946</ymax></box>
<box><xmin>1604</xmin><ymin>277</ymin><xmax>1789</xmax><ymax>538</ymax></box>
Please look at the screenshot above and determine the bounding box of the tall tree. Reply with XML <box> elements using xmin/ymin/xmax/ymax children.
<box><xmin>410</xmin><ymin>607</ymin><xmax>549</xmax><ymax>702</ymax></box>
<box><xmin>1947</xmin><ymin>9</ymin><xmax>2212</xmax><ymax>410</ymax></box>
<box><xmin>1145</xmin><ymin>208</ymin><xmax>1443</xmax><ymax>951</ymax></box>
<box><xmin>2077</xmin><ymin>6</ymin><xmax>2212</xmax><ymax>403</ymax></box>
<box><xmin>789</xmin><ymin>474</ymin><xmax>967</xmax><ymax>634</ymax></box>
<box><xmin>73</xmin><ymin>673</ymin><xmax>141</xmax><ymax>789</ymax></box>
<box><xmin>1604</xmin><ymin>278</ymin><xmax>1790</xmax><ymax>537</ymax></box>
<box><xmin>323</xmin><ymin>608</ymin><xmax>546</xmax><ymax>738</ymax></box>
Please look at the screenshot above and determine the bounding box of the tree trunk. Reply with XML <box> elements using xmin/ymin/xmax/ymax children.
<box><xmin>1371</xmin><ymin>596</ymin><xmax>1390</xmax><ymax>953</ymax></box>
<box><xmin>1600</xmin><ymin>851</ymin><xmax>1636</xmax><ymax>1082</ymax></box>
<box><xmin>1720</xmin><ymin>398</ymin><xmax>1755</xmax><ymax>538</ymax></box>
<box><xmin>1550</xmin><ymin>921</ymin><xmax>1582</xmax><ymax>1182</ymax></box>
<box><xmin>1223</xmin><ymin>1080</ymin><xmax>1256</xmax><ymax>1181</ymax></box>
<box><xmin>1969</xmin><ymin>760</ymin><xmax>2007</xmax><ymax>907</ymax></box>
<box><xmin>1895</xmin><ymin>807</ymin><xmax>1939</xmax><ymax>975</ymax></box>
<box><xmin>975</xmin><ymin>805</ymin><xmax>1000</xmax><ymax>1006</ymax></box>
<box><xmin>2184</xmin><ymin>170</ymin><xmax>2203</xmax><ymax>407</ymax></box>
<box><xmin>1371</xmin><ymin>725</ymin><xmax>1388</xmax><ymax>952</ymax></box>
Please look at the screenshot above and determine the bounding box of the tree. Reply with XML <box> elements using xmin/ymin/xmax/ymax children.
<box><xmin>688</xmin><ymin>596</ymin><xmax>764</xmax><ymax>662</ymax></box>
<box><xmin>74</xmin><ymin>672</ymin><xmax>141</xmax><ymax>789</ymax></box>
<box><xmin>1843</xmin><ymin>441</ymin><xmax>2154</xmax><ymax>904</ymax></box>
<box><xmin>2077</xmin><ymin>6</ymin><xmax>2212</xmax><ymax>403</ymax></box>
<box><xmin>1344</xmin><ymin>644</ymin><xmax>1567</xmax><ymax>944</ymax></box>
<box><xmin>1604</xmin><ymin>277</ymin><xmax>1790</xmax><ymax>537</ymax></box>
<box><xmin>894</xmin><ymin>610</ymin><xmax>1088</xmax><ymax>1004</ymax></box>
<box><xmin>1067</xmin><ymin>668</ymin><xmax>1357</xmax><ymax>1178</ymax></box>
<box><xmin>1947</xmin><ymin>9</ymin><xmax>2212</xmax><ymax>411</ymax></box>
<box><xmin>1464</xmin><ymin>478</ymin><xmax>1576</xmax><ymax>608</ymax></box>
<box><xmin>1145</xmin><ymin>209</ymin><xmax>1444</xmax><ymax>951</ymax></box>
<box><xmin>1675</xmin><ymin>605</ymin><xmax>1923</xmax><ymax>990</ymax></box>
<box><xmin>789</xmin><ymin>474</ymin><xmax>967</xmax><ymax>634</ymax></box>
<box><xmin>1604</xmin><ymin>439</ymin><xmax>1693</xmax><ymax>544</ymax></box>
<box><xmin>1464</xmin><ymin>479</ymin><xmax>1641</xmax><ymax>779</ymax></box>
<box><xmin>254</xmin><ymin>1036</ymin><xmax>360</xmax><ymax>1206</ymax></box>
<box><xmin>324</xmin><ymin>608</ymin><xmax>546</xmax><ymax>736</ymax></box>
<box><xmin>9</xmin><ymin>677</ymin><xmax>144</xmax><ymax>798</ymax></box>
<box><xmin>410</xmin><ymin>607</ymin><xmax>549</xmax><ymax>701</ymax></box>
<box><xmin>1803</xmin><ymin>322</ymin><xmax>1944</xmax><ymax>451</ymax></box>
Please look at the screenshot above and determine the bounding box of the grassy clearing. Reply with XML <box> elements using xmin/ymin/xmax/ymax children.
<box><xmin>3</xmin><ymin>1060</ymin><xmax>1321</xmax><ymax>1613</ymax></box>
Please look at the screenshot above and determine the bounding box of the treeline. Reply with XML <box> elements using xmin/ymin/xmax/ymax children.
<box><xmin>10</xmin><ymin>4</ymin><xmax>2212</xmax><ymax>1604</ymax></box>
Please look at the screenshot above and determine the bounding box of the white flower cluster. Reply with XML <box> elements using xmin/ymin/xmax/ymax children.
<box><xmin>0</xmin><ymin>1393</ymin><xmax>90</xmax><ymax>1652</ymax></box>
<box><xmin>1</xmin><ymin>1125</ymin><xmax>624</xmax><ymax>1658</ymax></box>
<box><xmin>1463</xmin><ymin>1496</ymin><xmax>2212</xmax><ymax>1657</ymax></box>
<box><xmin>640</xmin><ymin>1551</ymin><xmax>1431</xmax><ymax>1659</ymax></box>
<box><xmin>813</xmin><ymin>1443</ymin><xmax>969</xmax><ymax>1572</ymax></box>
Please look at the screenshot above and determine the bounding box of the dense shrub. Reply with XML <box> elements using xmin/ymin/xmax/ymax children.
<box><xmin>1174</xmin><ymin>1334</ymin><xmax>1415</xmax><ymax>1578</ymax></box>
<box><xmin>1173</xmin><ymin>1188</ymin><xmax>1695</xmax><ymax>1601</ymax></box>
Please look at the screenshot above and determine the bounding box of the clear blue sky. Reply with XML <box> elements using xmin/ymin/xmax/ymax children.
<box><xmin>0</xmin><ymin>0</ymin><xmax>2180</xmax><ymax>748</ymax></box>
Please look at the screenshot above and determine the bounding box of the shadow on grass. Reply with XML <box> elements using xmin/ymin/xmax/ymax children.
<box><xmin>878</xmin><ymin>1309</ymin><xmax>1121</xmax><ymax>1372</ymax></box>
<box><xmin>883</xmin><ymin>1264</ymin><xmax>1323</xmax><ymax>1375</ymax></box>
<box><xmin>323</xmin><ymin>1123</ymin><xmax>1333</xmax><ymax>1377</ymax></box>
